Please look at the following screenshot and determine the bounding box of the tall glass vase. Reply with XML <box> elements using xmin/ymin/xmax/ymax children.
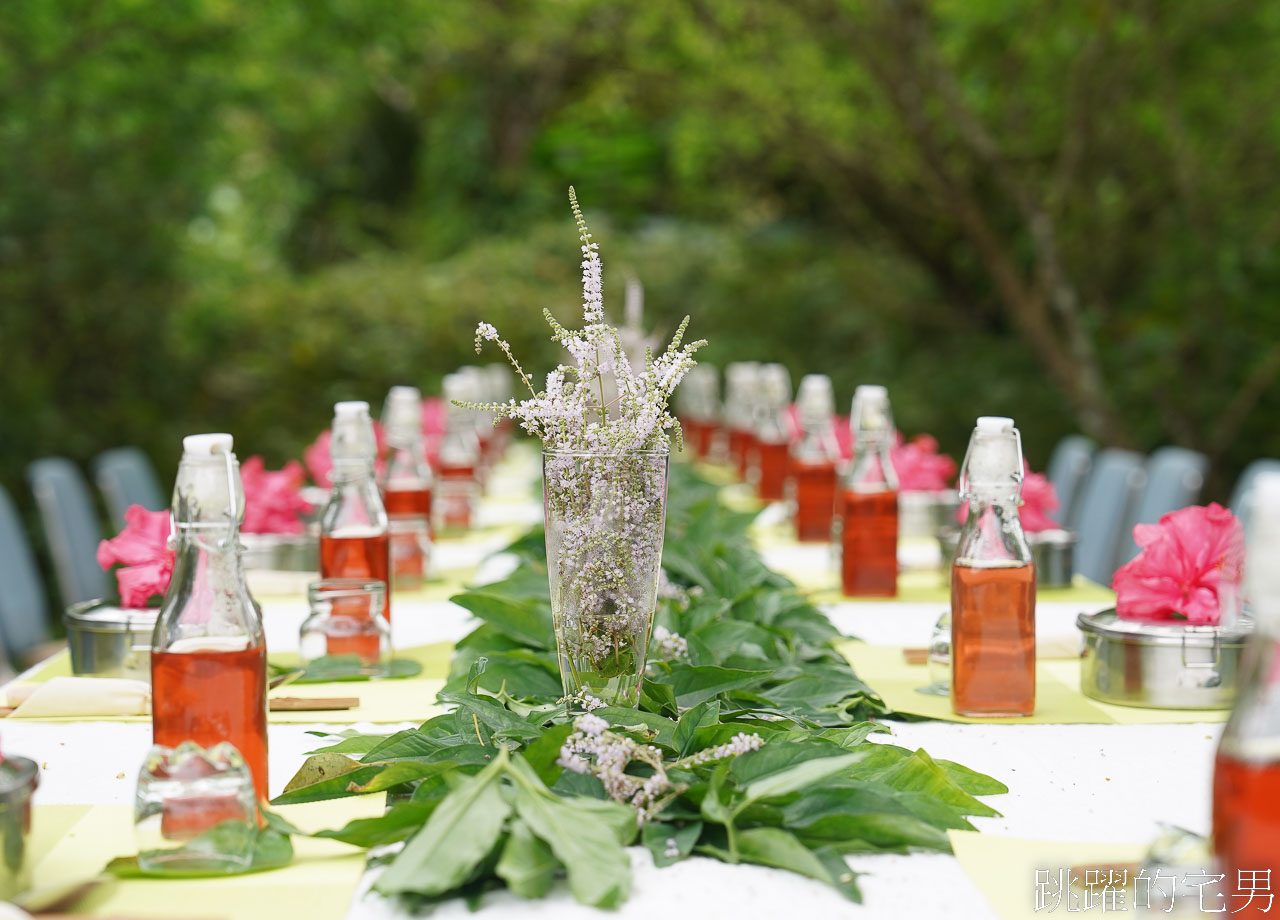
<box><xmin>543</xmin><ymin>449</ymin><xmax>670</xmax><ymax>708</ymax></box>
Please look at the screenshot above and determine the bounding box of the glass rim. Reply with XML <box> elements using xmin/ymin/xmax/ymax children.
<box><xmin>542</xmin><ymin>448</ymin><xmax>671</xmax><ymax>458</ymax></box>
<box><xmin>307</xmin><ymin>578</ymin><xmax>387</xmax><ymax>598</ymax></box>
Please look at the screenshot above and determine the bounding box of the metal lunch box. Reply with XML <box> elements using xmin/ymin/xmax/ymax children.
<box><xmin>239</xmin><ymin>532</ymin><xmax>319</xmax><ymax>573</ymax></box>
<box><xmin>1029</xmin><ymin>528</ymin><xmax>1076</xmax><ymax>589</ymax></box>
<box><xmin>937</xmin><ymin>527</ymin><xmax>1077</xmax><ymax>589</ymax></box>
<box><xmin>0</xmin><ymin>757</ymin><xmax>39</xmax><ymax>900</ymax></box>
<box><xmin>1078</xmin><ymin>608</ymin><xmax>1252</xmax><ymax>710</ymax></box>
<box><xmin>899</xmin><ymin>490</ymin><xmax>962</xmax><ymax>539</ymax></box>
<box><xmin>63</xmin><ymin>601</ymin><xmax>158</xmax><ymax>680</ymax></box>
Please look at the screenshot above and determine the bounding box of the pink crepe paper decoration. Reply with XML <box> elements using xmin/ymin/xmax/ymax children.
<box><xmin>240</xmin><ymin>456</ymin><xmax>313</xmax><ymax>535</ymax></box>
<box><xmin>96</xmin><ymin>505</ymin><xmax>174</xmax><ymax>608</ymax></box>
<box><xmin>891</xmin><ymin>434</ymin><xmax>957</xmax><ymax>493</ymax></box>
<box><xmin>303</xmin><ymin>421</ymin><xmax>387</xmax><ymax>486</ymax></box>
<box><xmin>1112</xmin><ymin>503</ymin><xmax>1245</xmax><ymax>626</ymax></box>
<box><xmin>955</xmin><ymin>464</ymin><xmax>1061</xmax><ymax>533</ymax></box>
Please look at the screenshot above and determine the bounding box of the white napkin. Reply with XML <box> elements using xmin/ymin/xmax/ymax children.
<box><xmin>8</xmin><ymin>677</ymin><xmax>151</xmax><ymax>718</ymax></box>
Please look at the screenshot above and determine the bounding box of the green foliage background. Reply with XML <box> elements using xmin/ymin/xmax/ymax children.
<box><xmin>4</xmin><ymin>0</ymin><xmax>1279</xmax><ymax>501</ymax></box>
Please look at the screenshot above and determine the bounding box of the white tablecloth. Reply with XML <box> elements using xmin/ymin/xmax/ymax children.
<box><xmin>3</xmin><ymin>526</ymin><xmax>1221</xmax><ymax>920</ymax></box>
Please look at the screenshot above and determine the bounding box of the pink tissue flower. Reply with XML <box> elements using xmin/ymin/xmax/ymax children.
<box><xmin>96</xmin><ymin>505</ymin><xmax>173</xmax><ymax>608</ymax></box>
<box><xmin>1112</xmin><ymin>503</ymin><xmax>1245</xmax><ymax>626</ymax></box>
<box><xmin>303</xmin><ymin>422</ymin><xmax>387</xmax><ymax>486</ymax></box>
<box><xmin>241</xmin><ymin>456</ymin><xmax>313</xmax><ymax>535</ymax></box>
<box><xmin>956</xmin><ymin>464</ymin><xmax>1062</xmax><ymax>533</ymax></box>
<box><xmin>1018</xmin><ymin>471</ymin><xmax>1061</xmax><ymax>533</ymax></box>
<box><xmin>891</xmin><ymin>434</ymin><xmax>957</xmax><ymax>493</ymax></box>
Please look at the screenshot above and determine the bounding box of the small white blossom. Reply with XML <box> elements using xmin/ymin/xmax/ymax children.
<box><xmin>575</xmin><ymin>713</ymin><xmax>609</xmax><ymax>737</ymax></box>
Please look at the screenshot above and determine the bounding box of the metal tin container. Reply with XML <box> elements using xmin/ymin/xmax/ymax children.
<box><xmin>899</xmin><ymin>490</ymin><xmax>961</xmax><ymax>539</ymax></box>
<box><xmin>63</xmin><ymin>601</ymin><xmax>158</xmax><ymax>680</ymax></box>
<box><xmin>0</xmin><ymin>757</ymin><xmax>40</xmax><ymax>901</ymax></box>
<box><xmin>1078</xmin><ymin>609</ymin><xmax>1252</xmax><ymax>710</ymax></box>
<box><xmin>239</xmin><ymin>533</ymin><xmax>319</xmax><ymax>573</ymax></box>
<box><xmin>1029</xmin><ymin>529</ymin><xmax>1076</xmax><ymax>588</ymax></box>
<box><xmin>937</xmin><ymin>527</ymin><xmax>1077</xmax><ymax>588</ymax></box>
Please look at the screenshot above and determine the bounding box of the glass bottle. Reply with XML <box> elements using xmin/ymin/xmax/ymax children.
<box><xmin>791</xmin><ymin>374</ymin><xmax>841</xmax><ymax>542</ymax></box>
<box><xmin>380</xmin><ymin>385</ymin><xmax>434</xmax><ymax>590</ymax></box>
<box><xmin>151</xmin><ymin>433</ymin><xmax>268</xmax><ymax>804</ymax></box>
<box><xmin>840</xmin><ymin>385</ymin><xmax>899</xmax><ymax>596</ymax></box>
<box><xmin>436</xmin><ymin>373</ymin><xmax>482</xmax><ymax>531</ymax></box>
<box><xmin>725</xmin><ymin>362</ymin><xmax>760</xmax><ymax>478</ymax></box>
<box><xmin>677</xmin><ymin>364</ymin><xmax>720</xmax><ymax>460</ymax></box>
<box><xmin>950</xmin><ymin>416</ymin><xmax>1036</xmax><ymax>717</ymax></box>
<box><xmin>319</xmin><ymin>401</ymin><xmax>391</xmax><ymax>621</ymax></box>
<box><xmin>1214</xmin><ymin>471</ymin><xmax>1280</xmax><ymax>906</ymax></box>
<box><xmin>752</xmin><ymin>363</ymin><xmax>792</xmax><ymax>502</ymax></box>
<box><xmin>459</xmin><ymin>366</ymin><xmax>496</xmax><ymax>483</ymax></box>
<box><xmin>484</xmin><ymin>363</ymin><xmax>515</xmax><ymax>461</ymax></box>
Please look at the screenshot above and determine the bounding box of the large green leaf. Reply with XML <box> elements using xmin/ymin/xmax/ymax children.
<box><xmin>449</xmin><ymin>591</ymin><xmax>554</xmax><ymax>649</ymax></box>
<box><xmin>375</xmin><ymin>755</ymin><xmax>513</xmax><ymax>896</ymax></box>
<box><xmin>507</xmin><ymin>757</ymin><xmax>634</xmax><ymax>908</ymax></box>
<box><xmin>495</xmin><ymin>819</ymin><xmax>560</xmax><ymax>898</ymax></box>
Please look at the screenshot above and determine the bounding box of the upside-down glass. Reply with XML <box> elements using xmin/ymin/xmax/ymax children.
<box><xmin>300</xmin><ymin>578</ymin><xmax>390</xmax><ymax>674</ymax></box>
<box><xmin>543</xmin><ymin>449</ymin><xmax>669</xmax><ymax>708</ymax></box>
<box><xmin>135</xmin><ymin>741</ymin><xmax>256</xmax><ymax>874</ymax></box>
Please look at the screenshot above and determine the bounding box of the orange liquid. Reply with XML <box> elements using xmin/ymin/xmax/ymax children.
<box><xmin>160</xmin><ymin>793</ymin><xmax>251</xmax><ymax>841</ymax></box>
<box><xmin>755</xmin><ymin>440</ymin><xmax>790</xmax><ymax>501</ymax></box>
<box><xmin>323</xmin><ymin>594</ymin><xmax>383</xmax><ymax>663</ymax></box>
<box><xmin>680</xmin><ymin>419</ymin><xmax>715</xmax><ymax>459</ymax></box>
<box><xmin>1214</xmin><ymin>754</ymin><xmax>1280</xmax><ymax>914</ymax></box>
<box><xmin>950</xmin><ymin>563</ymin><xmax>1036</xmax><ymax>716</ymax></box>
<box><xmin>320</xmin><ymin>532</ymin><xmax>391</xmax><ymax>621</ymax></box>
<box><xmin>793</xmin><ymin>459</ymin><xmax>837</xmax><ymax>542</ymax></box>
<box><xmin>151</xmin><ymin>644</ymin><xmax>269</xmax><ymax>805</ymax></box>
<box><xmin>729</xmin><ymin>429</ymin><xmax>756</xmax><ymax>478</ymax></box>
<box><xmin>384</xmin><ymin>487</ymin><xmax>431</xmax><ymax>517</ymax></box>
<box><xmin>384</xmin><ymin>487</ymin><xmax>431</xmax><ymax>584</ymax></box>
<box><xmin>840</xmin><ymin>489</ymin><xmax>899</xmax><ymax>596</ymax></box>
<box><xmin>436</xmin><ymin>464</ymin><xmax>476</xmax><ymax>529</ymax></box>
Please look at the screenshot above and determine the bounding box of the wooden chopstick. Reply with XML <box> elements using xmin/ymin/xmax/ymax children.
<box><xmin>269</xmin><ymin>696</ymin><xmax>359</xmax><ymax>712</ymax></box>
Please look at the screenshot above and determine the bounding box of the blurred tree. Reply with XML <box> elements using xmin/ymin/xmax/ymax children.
<box><xmin>2</xmin><ymin>0</ymin><xmax>1279</xmax><ymax>513</ymax></box>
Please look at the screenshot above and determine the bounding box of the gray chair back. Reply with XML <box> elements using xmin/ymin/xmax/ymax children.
<box><xmin>1230</xmin><ymin>458</ymin><xmax>1280</xmax><ymax>543</ymax></box>
<box><xmin>1048</xmin><ymin>435</ymin><xmax>1096</xmax><ymax>528</ymax></box>
<box><xmin>93</xmin><ymin>446</ymin><xmax>166</xmax><ymax>529</ymax></box>
<box><xmin>1072</xmin><ymin>449</ymin><xmax>1146</xmax><ymax>586</ymax></box>
<box><xmin>0</xmin><ymin>483</ymin><xmax>51</xmax><ymax>662</ymax></box>
<box><xmin>1115</xmin><ymin>446</ymin><xmax>1209</xmax><ymax>567</ymax></box>
<box><xmin>27</xmin><ymin>457</ymin><xmax>110</xmax><ymax>607</ymax></box>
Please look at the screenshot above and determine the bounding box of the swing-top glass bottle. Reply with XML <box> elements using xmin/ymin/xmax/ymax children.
<box><xmin>150</xmin><ymin>433</ymin><xmax>268</xmax><ymax>803</ymax></box>
<box><xmin>950</xmin><ymin>416</ymin><xmax>1036</xmax><ymax>717</ymax></box>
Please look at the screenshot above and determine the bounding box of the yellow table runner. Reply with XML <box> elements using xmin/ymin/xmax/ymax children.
<box><xmin>949</xmin><ymin>830</ymin><xmax>1146</xmax><ymax>920</ymax></box>
<box><xmin>839</xmin><ymin>643</ymin><xmax>1229</xmax><ymax>725</ymax></box>
<box><xmin>9</xmin><ymin>642</ymin><xmax>452</xmax><ymax>724</ymax></box>
<box><xmin>28</xmin><ymin>798</ymin><xmax>385</xmax><ymax>920</ymax></box>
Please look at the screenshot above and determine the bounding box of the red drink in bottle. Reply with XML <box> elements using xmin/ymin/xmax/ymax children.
<box><xmin>437</xmin><ymin>463</ymin><xmax>478</xmax><ymax>530</ymax></box>
<box><xmin>755</xmin><ymin>440</ymin><xmax>790</xmax><ymax>501</ymax></box>
<box><xmin>950</xmin><ymin>563</ymin><xmax>1036</xmax><ymax>716</ymax></box>
<box><xmin>320</xmin><ymin>531</ymin><xmax>391</xmax><ymax>622</ymax></box>
<box><xmin>384</xmin><ymin>486</ymin><xmax>431</xmax><ymax>517</ymax></box>
<box><xmin>1214</xmin><ymin>753</ymin><xmax>1280</xmax><ymax>914</ymax></box>
<box><xmin>152</xmin><ymin>641</ymin><xmax>269</xmax><ymax>805</ymax></box>
<box><xmin>793</xmin><ymin>460</ymin><xmax>837</xmax><ymax>542</ymax></box>
<box><xmin>841</xmin><ymin>489</ymin><xmax>899</xmax><ymax>596</ymax></box>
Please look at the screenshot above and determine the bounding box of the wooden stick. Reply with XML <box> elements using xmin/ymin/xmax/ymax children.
<box><xmin>269</xmin><ymin>697</ymin><xmax>359</xmax><ymax>712</ymax></box>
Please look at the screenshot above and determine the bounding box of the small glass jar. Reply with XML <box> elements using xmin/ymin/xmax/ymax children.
<box><xmin>0</xmin><ymin>756</ymin><xmax>39</xmax><ymax>900</ymax></box>
<box><xmin>300</xmin><ymin>578</ymin><xmax>390</xmax><ymax>675</ymax></box>
<box><xmin>135</xmin><ymin>741</ymin><xmax>256</xmax><ymax>874</ymax></box>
